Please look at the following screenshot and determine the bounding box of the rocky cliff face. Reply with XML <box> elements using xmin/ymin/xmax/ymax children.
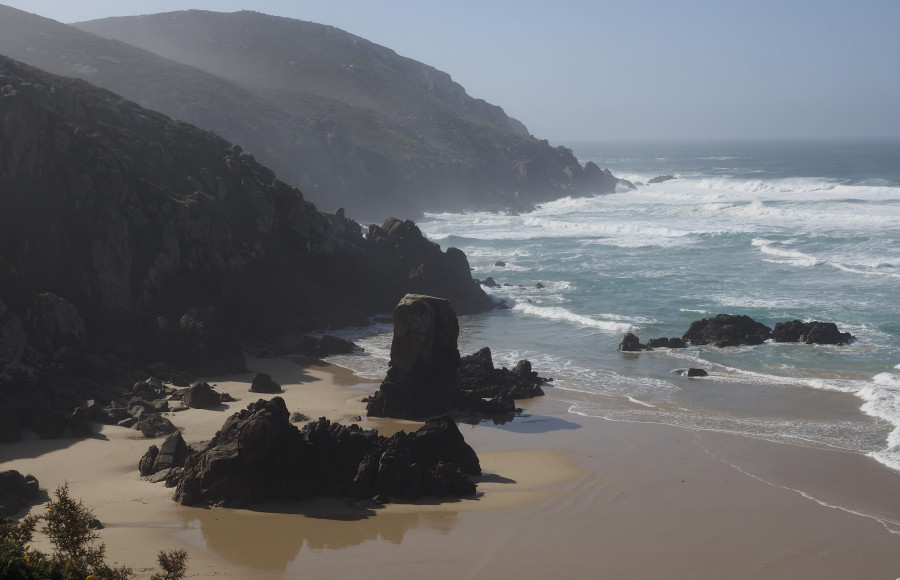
<box><xmin>0</xmin><ymin>55</ymin><xmax>490</xmax><ymax>434</ymax></box>
<box><xmin>0</xmin><ymin>6</ymin><xmax>629</xmax><ymax>221</ymax></box>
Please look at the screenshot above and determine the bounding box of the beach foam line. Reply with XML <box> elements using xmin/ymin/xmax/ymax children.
<box><xmin>510</xmin><ymin>303</ymin><xmax>634</xmax><ymax>332</ymax></box>
<box><xmin>698</xmin><ymin>443</ymin><xmax>900</xmax><ymax>536</ymax></box>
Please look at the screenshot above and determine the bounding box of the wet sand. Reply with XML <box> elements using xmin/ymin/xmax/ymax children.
<box><xmin>2</xmin><ymin>357</ymin><xmax>900</xmax><ymax>579</ymax></box>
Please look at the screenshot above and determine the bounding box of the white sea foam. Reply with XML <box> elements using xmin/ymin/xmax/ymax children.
<box><xmin>511</xmin><ymin>303</ymin><xmax>635</xmax><ymax>333</ymax></box>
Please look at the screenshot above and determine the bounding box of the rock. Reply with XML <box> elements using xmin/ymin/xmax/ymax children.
<box><xmin>138</xmin><ymin>445</ymin><xmax>159</xmax><ymax>477</ymax></box>
<box><xmin>647</xmin><ymin>337</ymin><xmax>687</xmax><ymax>349</ymax></box>
<box><xmin>495</xmin><ymin>261</ymin><xmax>506</xmax><ymax>267</ymax></box>
<box><xmin>457</xmin><ymin>347</ymin><xmax>546</xmax><ymax>401</ymax></box>
<box><xmin>534</xmin><ymin>282</ymin><xmax>544</xmax><ymax>289</ymax></box>
<box><xmin>170</xmin><ymin>397</ymin><xmax>479</xmax><ymax>506</ymax></box>
<box><xmin>316</xmin><ymin>335</ymin><xmax>358</xmax><ymax>356</ymax></box>
<box><xmin>482</xmin><ymin>277</ymin><xmax>499</xmax><ymax>288</ymax></box>
<box><xmin>0</xmin><ymin>470</ymin><xmax>40</xmax><ymax>514</ymax></box>
<box><xmin>687</xmin><ymin>368</ymin><xmax>709</xmax><ymax>377</ymax></box>
<box><xmin>366</xmin><ymin>295</ymin><xmax>461</xmax><ymax>419</ymax></box>
<box><xmin>140</xmin><ymin>431</ymin><xmax>189</xmax><ymax>476</ymax></box>
<box><xmin>619</xmin><ymin>333</ymin><xmax>652</xmax><ymax>352</ymax></box>
<box><xmin>648</xmin><ymin>175</ymin><xmax>676</xmax><ymax>184</ymax></box>
<box><xmin>135</xmin><ymin>413</ymin><xmax>177</xmax><ymax>438</ymax></box>
<box><xmin>682</xmin><ymin>314</ymin><xmax>772</xmax><ymax>347</ymax></box>
<box><xmin>362</xmin><ymin>218</ymin><xmax>493</xmax><ymax>316</ymax></box>
<box><xmin>772</xmin><ymin>320</ymin><xmax>853</xmax><ymax>345</ymax></box>
<box><xmin>182</xmin><ymin>381</ymin><xmax>221</xmax><ymax>409</ymax></box>
<box><xmin>250</xmin><ymin>372</ymin><xmax>281</xmax><ymax>393</ymax></box>
<box><xmin>367</xmin><ymin>297</ymin><xmax>546</xmax><ymax>419</ymax></box>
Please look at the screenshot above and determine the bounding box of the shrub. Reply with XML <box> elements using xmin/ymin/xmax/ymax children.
<box><xmin>0</xmin><ymin>484</ymin><xmax>188</xmax><ymax>579</ymax></box>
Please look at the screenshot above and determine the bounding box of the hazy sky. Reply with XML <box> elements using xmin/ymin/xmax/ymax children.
<box><xmin>6</xmin><ymin>0</ymin><xmax>900</xmax><ymax>142</ymax></box>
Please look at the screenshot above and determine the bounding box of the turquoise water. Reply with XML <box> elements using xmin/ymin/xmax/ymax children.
<box><xmin>330</xmin><ymin>139</ymin><xmax>900</xmax><ymax>472</ymax></box>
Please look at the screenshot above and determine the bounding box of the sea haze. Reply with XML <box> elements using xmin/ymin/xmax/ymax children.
<box><xmin>328</xmin><ymin>139</ymin><xmax>900</xmax><ymax>473</ymax></box>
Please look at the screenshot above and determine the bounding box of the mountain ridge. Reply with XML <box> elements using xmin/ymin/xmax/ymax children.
<box><xmin>0</xmin><ymin>5</ymin><xmax>626</xmax><ymax>221</ymax></box>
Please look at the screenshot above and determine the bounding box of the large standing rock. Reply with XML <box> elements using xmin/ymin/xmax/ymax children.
<box><xmin>682</xmin><ymin>314</ymin><xmax>773</xmax><ymax>347</ymax></box>
<box><xmin>772</xmin><ymin>320</ymin><xmax>853</xmax><ymax>345</ymax></box>
<box><xmin>366</xmin><ymin>295</ymin><xmax>461</xmax><ymax>419</ymax></box>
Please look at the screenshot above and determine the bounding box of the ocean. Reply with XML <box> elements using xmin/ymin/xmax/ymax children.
<box><xmin>327</xmin><ymin>139</ymin><xmax>900</xmax><ymax>473</ymax></box>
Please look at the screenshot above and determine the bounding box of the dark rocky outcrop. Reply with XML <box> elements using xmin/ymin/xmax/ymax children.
<box><xmin>687</xmin><ymin>368</ymin><xmax>709</xmax><ymax>377</ymax></box>
<box><xmin>0</xmin><ymin>470</ymin><xmax>40</xmax><ymax>515</ymax></box>
<box><xmin>182</xmin><ymin>381</ymin><xmax>222</xmax><ymax>409</ymax></box>
<box><xmin>772</xmin><ymin>320</ymin><xmax>853</xmax><ymax>345</ymax></box>
<box><xmin>135</xmin><ymin>413</ymin><xmax>178</xmax><ymax>438</ymax></box>
<box><xmin>647</xmin><ymin>337</ymin><xmax>686</xmax><ymax>349</ymax></box>
<box><xmin>0</xmin><ymin>55</ymin><xmax>492</xmax><ymax>440</ymax></box>
<box><xmin>139</xmin><ymin>430</ymin><xmax>189</xmax><ymax>477</ymax></box>
<box><xmin>457</xmin><ymin>348</ymin><xmax>546</xmax><ymax>401</ymax></box>
<box><xmin>619</xmin><ymin>333</ymin><xmax>652</xmax><ymax>352</ymax></box>
<box><xmin>366</xmin><ymin>295</ymin><xmax>546</xmax><ymax>419</ymax></box>
<box><xmin>249</xmin><ymin>372</ymin><xmax>282</xmax><ymax>394</ymax></box>
<box><xmin>169</xmin><ymin>397</ymin><xmax>478</xmax><ymax>506</ymax></box>
<box><xmin>682</xmin><ymin>314</ymin><xmax>773</xmax><ymax>347</ymax></box>
<box><xmin>362</xmin><ymin>219</ymin><xmax>493</xmax><ymax>315</ymax></box>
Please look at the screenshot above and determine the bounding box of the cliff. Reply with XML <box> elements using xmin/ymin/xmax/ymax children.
<box><xmin>0</xmin><ymin>54</ymin><xmax>490</xmax><ymax>435</ymax></box>
<box><xmin>0</xmin><ymin>6</ymin><xmax>626</xmax><ymax>221</ymax></box>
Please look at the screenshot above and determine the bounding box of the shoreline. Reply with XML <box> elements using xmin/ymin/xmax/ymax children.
<box><xmin>2</xmin><ymin>357</ymin><xmax>900</xmax><ymax>578</ymax></box>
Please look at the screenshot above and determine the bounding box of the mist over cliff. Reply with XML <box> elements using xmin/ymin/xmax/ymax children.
<box><xmin>0</xmin><ymin>6</ymin><xmax>624</xmax><ymax>221</ymax></box>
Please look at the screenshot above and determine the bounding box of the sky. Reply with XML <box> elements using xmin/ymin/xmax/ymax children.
<box><xmin>5</xmin><ymin>0</ymin><xmax>900</xmax><ymax>142</ymax></box>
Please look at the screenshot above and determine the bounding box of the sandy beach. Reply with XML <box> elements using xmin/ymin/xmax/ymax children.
<box><xmin>3</xmin><ymin>356</ymin><xmax>900</xmax><ymax>579</ymax></box>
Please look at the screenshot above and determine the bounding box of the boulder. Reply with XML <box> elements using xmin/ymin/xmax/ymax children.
<box><xmin>619</xmin><ymin>333</ymin><xmax>652</xmax><ymax>352</ymax></box>
<box><xmin>136</xmin><ymin>413</ymin><xmax>177</xmax><ymax>438</ymax></box>
<box><xmin>182</xmin><ymin>381</ymin><xmax>221</xmax><ymax>409</ymax></box>
<box><xmin>687</xmin><ymin>368</ymin><xmax>709</xmax><ymax>377</ymax></box>
<box><xmin>682</xmin><ymin>314</ymin><xmax>772</xmax><ymax>347</ymax></box>
<box><xmin>0</xmin><ymin>470</ymin><xmax>40</xmax><ymax>514</ymax></box>
<box><xmin>772</xmin><ymin>320</ymin><xmax>853</xmax><ymax>345</ymax></box>
<box><xmin>249</xmin><ymin>372</ymin><xmax>282</xmax><ymax>394</ymax></box>
<box><xmin>647</xmin><ymin>337</ymin><xmax>686</xmax><ymax>349</ymax></box>
<box><xmin>140</xmin><ymin>431</ymin><xmax>189</xmax><ymax>476</ymax></box>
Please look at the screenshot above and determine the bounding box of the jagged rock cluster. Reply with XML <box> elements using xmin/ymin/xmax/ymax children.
<box><xmin>619</xmin><ymin>314</ymin><xmax>855</xmax><ymax>352</ymax></box>
<box><xmin>138</xmin><ymin>397</ymin><xmax>481</xmax><ymax>506</ymax></box>
<box><xmin>86</xmin><ymin>377</ymin><xmax>233</xmax><ymax>439</ymax></box>
<box><xmin>365</xmin><ymin>294</ymin><xmax>547</xmax><ymax>419</ymax></box>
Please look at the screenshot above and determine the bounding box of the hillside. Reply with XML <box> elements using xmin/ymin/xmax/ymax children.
<box><xmin>0</xmin><ymin>53</ymin><xmax>491</xmax><ymax>433</ymax></box>
<box><xmin>0</xmin><ymin>6</ymin><xmax>625</xmax><ymax>220</ymax></box>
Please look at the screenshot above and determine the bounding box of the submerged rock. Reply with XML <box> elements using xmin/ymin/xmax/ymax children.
<box><xmin>772</xmin><ymin>320</ymin><xmax>853</xmax><ymax>345</ymax></box>
<box><xmin>619</xmin><ymin>333</ymin><xmax>652</xmax><ymax>352</ymax></box>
